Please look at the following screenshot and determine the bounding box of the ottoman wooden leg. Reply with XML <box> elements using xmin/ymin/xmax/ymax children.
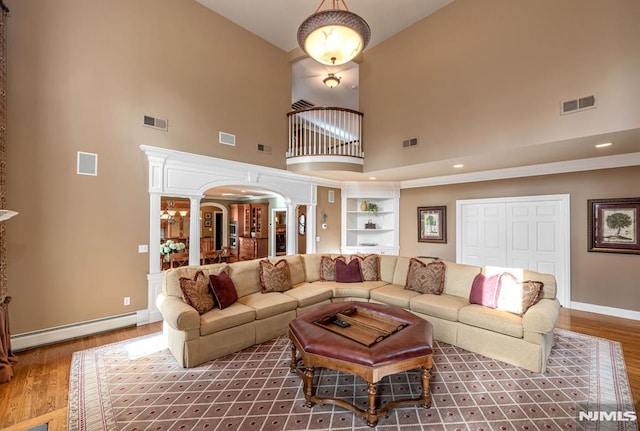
<box><xmin>289</xmin><ymin>342</ymin><xmax>297</xmax><ymax>373</ymax></box>
<box><xmin>366</xmin><ymin>382</ymin><xmax>378</xmax><ymax>427</ymax></box>
<box><xmin>303</xmin><ymin>366</ymin><xmax>315</xmax><ymax>407</ymax></box>
<box><xmin>420</xmin><ymin>366</ymin><xmax>432</xmax><ymax>408</ymax></box>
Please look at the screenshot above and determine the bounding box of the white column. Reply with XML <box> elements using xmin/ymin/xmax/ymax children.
<box><xmin>189</xmin><ymin>196</ymin><xmax>203</xmax><ymax>265</ymax></box>
<box><xmin>149</xmin><ymin>193</ymin><xmax>162</xmax><ymax>273</ymax></box>
<box><xmin>287</xmin><ymin>203</ymin><xmax>297</xmax><ymax>255</ymax></box>
<box><xmin>306</xmin><ymin>204</ymin><xmax>316</xmax><ymax>254</ymax></box>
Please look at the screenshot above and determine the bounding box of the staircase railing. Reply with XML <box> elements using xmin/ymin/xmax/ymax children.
<box><xmin>287</xmin><ymin>107</ymin><xmax>364</xmax><ymax>158</ymax></box>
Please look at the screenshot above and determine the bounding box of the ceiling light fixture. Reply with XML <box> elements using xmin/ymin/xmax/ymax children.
<box><xmin>297</xmin><ymin>0</ymin><xmax>371</xmax><ymax>66</ymax></box>
<box><xmin>323</xmin><ymin>73</ymin><xmax>341</xmax><ymax>88</ymax></box>
<box><xmin>453</xmin><ymin>164</ymin><xmax>464</xmax><ymax>169</ymax></box>
<box><xmin>595</xmin><ymin>142</ymin><xmax>612</xmax><ymax>148</ymax></box>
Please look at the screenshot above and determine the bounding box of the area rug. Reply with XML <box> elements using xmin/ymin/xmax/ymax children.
<box><xmin>68</xmin><ymin>329</ymin><xmax>637</xmax><ymax>431</ymax></box>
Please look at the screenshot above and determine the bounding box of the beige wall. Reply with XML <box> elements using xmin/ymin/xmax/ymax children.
<box><xmin>361</xmin><ymin>0</ymin><xmax>640</xmax><ymax>171</ymax></box>
<box><xmin>6</xmin><ymin>0</ymin><xmax>290</xmax><ymax>333</ymax></box>
<box><xmin>315</xmin><ymin>187</ymin><xmax>342</xmax><ymax>253</ymax></box>
<box><xmin>399</xmin><ymin>166</ymin><xmax>640</xmax><ymax>311</ymax></box>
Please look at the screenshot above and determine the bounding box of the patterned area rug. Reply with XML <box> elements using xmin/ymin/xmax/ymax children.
<box><xmin>68</xmin><ymin>329</ymin><xmax>637</xmax><ymax>431</ymax></box>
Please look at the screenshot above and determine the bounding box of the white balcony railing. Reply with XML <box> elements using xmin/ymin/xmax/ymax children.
<box><xmin>286</xmin><ymin>107</ymin><xmax>364</xmax><ymax>159</ymax></box>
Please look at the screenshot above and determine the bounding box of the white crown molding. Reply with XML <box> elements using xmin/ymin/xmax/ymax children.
<box><xmin>400</xmin><ymin>152</ymin><xmax>640</xmax><ymax>189</ymax></box>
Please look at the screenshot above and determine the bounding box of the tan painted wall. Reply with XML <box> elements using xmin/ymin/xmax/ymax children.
<box><xmin>399</xmin><ymin>166</ymin><xmax>640</xmax><ymax>311</ymax></box>
<box><xmin>6</xmin><ymin>0</ymin><xmax>290</xmax><ymax>333</ymax></box>
<box><xmin>315</xmin><ymin>187</ymin><xmax>342</xmax><ymax>253</ymax></box>
<box><xmin>361</xmin><ymin>0</ymin><xmax>640</xmax><ymax>171</ymax></box>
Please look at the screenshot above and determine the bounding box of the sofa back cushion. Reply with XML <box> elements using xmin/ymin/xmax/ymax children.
<box><xmin>301</xmin><ymin>254</ymin><xmax>322</xmax><ymax>282</ymax></box>
<box><xmin>228</xmin><ymin>259</ymin><xmax>262</xmax><ymax>298</ymax></box>
<box><xmin>378</xmin><ymin>255</ymin><xmax>397</xmax><ymax>283</ymax></box>
<box><xmin>162</xmin><ymin>263</ymin><xmax>228</xmax><ymax>297</ymax></box>
<box><xmin>441</xmin><ymin>261</ymin><xmax>482</xmax><ymax>299</ymax></box>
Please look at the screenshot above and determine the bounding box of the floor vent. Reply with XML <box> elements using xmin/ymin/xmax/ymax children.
<box><xmin>143</xmin><ymin>115</ymin><xmax>168</xmax><ymax>131</ymax></box>
<box><xmin>257</xmin><ymin>143</ymin><xmax>272</xmax><ymax>154</ymax></box>
<box><xmin>291</xmin><ymin>99</ymin><xmax>315</xmax><ymax>111</ymax></box>
<box><xmin>219</xmin><ymin>132</ymin><xmax>236</xmax><ymax>146</ymax></box>
<box><xmin>403</xmin><ymin>138</ymin><xmax>418</xmax><ymax>149</ymax></box>
<box><xmin>561</xmin><ymin>95</ymin><xmax>596</xmax><ymax>115</ymax></box>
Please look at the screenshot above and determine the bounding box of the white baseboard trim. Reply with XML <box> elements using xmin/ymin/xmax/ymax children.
<box><xmin>569</xmin><ymin>301</ymin><xmax>640</xmax><ymax>321</ymax></box>
<box><xmin>11</xmin><ymin>312</ymin><xmax>139</xmax><ymax>352</ymax></box>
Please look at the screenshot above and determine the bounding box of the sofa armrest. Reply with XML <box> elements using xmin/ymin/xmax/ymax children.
<box><xmin>522</xmin><ymin>298</ymin><xmax>560</xmax><ymax>334</ymax></box>
<box><xmin>156</xmin><ymin>294</ymin><xmax>200</xmax><ymax>332</ymax></box>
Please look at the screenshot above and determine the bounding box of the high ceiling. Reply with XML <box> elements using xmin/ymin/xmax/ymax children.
<box><xmin>194</xmin><ymin>0</ymin><xmax>639</xmax><ymax>186</ymax></box>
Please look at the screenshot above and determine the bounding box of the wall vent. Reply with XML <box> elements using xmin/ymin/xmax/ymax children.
<box><xmin>561</xmin><ymin>94</ymin><xmax>596</xmax><ymax>115</ymax></box>
<box><xmin>143</xmin><ymin>115</ymin><xmax>168</xmax><ymax>131</ymax></box>
<box><xmin>77</xmin><ymin>151</ymin><xmax>98</xmax><ymax>176</ymax></box>
<box><xmin>402</xmin><ymin>138</ymin><xmax>418</xmax><ymax>149</ymax></box>
<box><xmin>219</xmin><ymin>132</ymin><xmax>236</xmax><ymax>146</ymax></box>
<box><xmin>291</xmin><ymin>99</ymin><xmax>315</xmax><ymax>111</ymax></box>
<box><xmin>257</xmin><ymin>143</ymin><xmax>271</xmax><ymax>154</ymax></box>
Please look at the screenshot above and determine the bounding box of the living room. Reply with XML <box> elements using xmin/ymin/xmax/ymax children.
<box><xmin>0</xmin><ymin>0</ymin><xmax>639</xmax><ymax>429</ymax></box>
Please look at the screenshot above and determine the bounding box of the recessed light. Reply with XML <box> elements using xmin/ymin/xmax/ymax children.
<box><xmin>221</xmin><ymin>193</ymin><xmax>235</xmax><ymax>196</ymax></box>
<box><xmin>368</xmin><ymin>176</ymin><xmax>376</xmax><ymax>180</ymax></box>
<box><xmin>240</xmin><ymin>190</ymin><xmax>247</xmax><ymax>193</ymax></box>
<box><xmin>453</xmin><ymin>164</ymin><xmax>464</xmax><ymax>169</ymax></box>
<box><xmin>595</xmin><ymin>142</ymin><xmax>612</xmax><ymax>148</ymax></box>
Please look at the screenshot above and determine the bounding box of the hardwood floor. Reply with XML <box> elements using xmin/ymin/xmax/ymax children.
<box><xmin>0</xmin><ymin>308</ymin><xmax>638</xmax><ymax>430</ymax></box>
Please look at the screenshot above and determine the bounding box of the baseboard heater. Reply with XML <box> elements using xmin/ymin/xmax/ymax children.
<box><xmin>10</xmin><ymin>312</ymin><xmax>138</xmax><ymax>352</ymax></box>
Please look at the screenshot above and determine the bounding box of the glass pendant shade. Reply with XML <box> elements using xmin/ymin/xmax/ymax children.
<box><xmin>323</xmin><ymin>73</ymin><xmax>341</xmax><ymax>88</ymax></box>
<box><xmin>298</xmin><ymin>9</ymin><xmax>371</xmax><ymax>66</ymax></box>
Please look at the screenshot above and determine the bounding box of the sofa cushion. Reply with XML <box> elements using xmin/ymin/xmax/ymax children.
<box><xmin>409</xmin><ymin>294</ymin><xmax>469</xmax><ymax>322</ymax></box>
<box><xmin>405</xmin><ymin>259</ymin><xmax>446</xmax><ymax>295</ymax></box>
<box><xmin>378</xmin><ymin>255</ymin><xmax>398</xmax><ymax>283</ymax></box>
<box><xmin>441</xmin><ymin>261</ymin><xmax>482</xmax><ymax>299</ymax></box>
<box><xmin>301</xmin><ymin>254</ymin><xmax>322</xmax><ymax>282</ymax></box>
<box><xmin>228</xmin><ymin>260</ymin><xmax>262</xmax><ymax>298</ymax></box>
<box><xmin>336</xmin><ymin>259</ymin><xmax>363</xmax><ymax>283</ymax></box>
<box><xmin>259</xmin><ymin>259</ymin><xmax>293</xmax><ymax>293</ymax></box>
<box><xmin>283</xmin><ymin>282</ymin><xmax>333</xmax><ymax>308</ymax></box>
<box><xmin>199</xmin><ymin>302</ymin><xmax>256</xmax><ymax>336</ymax></box>
<box><xmin>370</xmin><ymin>284</ymin><xmax>421</xmax><ymax>309</ymax></box>
<box><xmin>458</xmin><ymin>304</ymin><xmax>524</xmax><ymax>338</ymax></box>
<box><xmin>469</xmin><ymin>273</ymin><xmax>502</xmax><ymax>308</ymax></box>
<box><xmin>163</xmin><ymin>264</ymin><xmax>228</xmax><ymax>297</ymax></box>
<box><xmin>237</xmin><ymin>291</ymin><xmax>298</xmax><ymax>320</ymax></box>
<box><xmin>179</xmin><ymin>270</ymin><xmax>215</xmax><ymax>314</ymax></box>
<box><xmin>315</xmin><ymin>280</ymin><xmax>386</xmax><ymax>299</ymax></box>
<box><xmin>320</xmin><ymin>255</ymin><xmax>346</xmax><ymax>281</ymax></box>
<box><xmin>209</xmin><ymin>271</ymin><xmax>238</xmax><ymax>310</ymax></box>
<box><xmin>351</xmin><ymin>254</ymin><xmax>380</xmax><ymax>281</ymax></box>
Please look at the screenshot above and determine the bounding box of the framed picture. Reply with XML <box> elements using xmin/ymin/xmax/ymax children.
<box><xmin>204</xmin><ymin>219</ymin><xmax>212</xmax><ymax>228</ymax></box>
<box><xmin>204</xmin><ymin>212</ymin><xmax>212</xmax><ymax>220</ymax></box>
<box><xmin>418</xmin><ymin>206</ymin><xmax>447</xmax><ymax>243</ymax></box>
<box><xmin>588</xmin><ymin>197</ymin><xmax>640</xmax><ymax>254</ymax></box>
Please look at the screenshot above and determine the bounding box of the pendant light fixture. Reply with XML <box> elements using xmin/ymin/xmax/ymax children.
<box><xmin>323</xmin><ymin>73</ymin><xmax>341</xmax><ymax>88</ymax></box>
<box><xmin>297</xmin><ymin>0</ymin><xmax>371</xmax><ymax>66</ymax></box>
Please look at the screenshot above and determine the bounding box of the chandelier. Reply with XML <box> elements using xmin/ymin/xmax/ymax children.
<box><xmin>297</xmin><ymin>0</ymin><xmax>371</xmax><ymax>66</ymax></box>
<box><xmin>323</xmin><ymin>73</ymin><xmax>341</xmax><ymax>88</ymax></box>
<box><xmin>160</xmin><ymin>201</ymin><xmax>188</xmax><ymax>223</ymax></box>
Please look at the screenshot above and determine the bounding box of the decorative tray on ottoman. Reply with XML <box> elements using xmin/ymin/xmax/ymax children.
<box><xmin>314</xmin><ymin>305</ymin><xmax>408</xmax><ymax>346</ymax></box>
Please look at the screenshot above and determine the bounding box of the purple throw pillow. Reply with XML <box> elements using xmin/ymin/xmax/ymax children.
<box><xmin>335</xmin><ymin>259</ymin><xmax>363</xmax><ymax>283</ymax></box>
<box><xmin>469</xmin><ymin>273</ymin><xmax>502</xmax><ymax>308</ymax></box>
<box><xmin>209</xmin><ymin>272</ymin><xmax>238</xmax><ymax>309</ymax></box>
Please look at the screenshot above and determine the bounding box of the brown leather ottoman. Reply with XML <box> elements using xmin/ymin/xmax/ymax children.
<box><xmin>288</xmin><ymin>301</ymin><xmax>433</xmax><ymax>427</ymax></box>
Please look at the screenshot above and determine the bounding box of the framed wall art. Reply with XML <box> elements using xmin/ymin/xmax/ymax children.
<box><xmin>588</xmin><ymin>197</ymin><xmax>640</xmax><ymax>254</ymax></box>
<box><xmin>418</xmin><ymin>206</ymin><xmax>447</xmax><ymax>243</ymax></box>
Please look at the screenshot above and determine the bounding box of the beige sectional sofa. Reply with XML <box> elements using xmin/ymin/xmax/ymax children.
<box><xmin>157</xmin><ymin>254</ymin><xmax>560</xmax><ymax>373</ymax></box>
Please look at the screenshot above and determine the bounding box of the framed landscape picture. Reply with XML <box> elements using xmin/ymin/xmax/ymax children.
<box><xmin>588</xmin><ymin>197</ymin><xmax>640</xmax><ymax>254</ymax></box>
<box><xmin>418</xmin><ymin>206</ymin><xmax>447</xmax><ymax>243</ymax></box>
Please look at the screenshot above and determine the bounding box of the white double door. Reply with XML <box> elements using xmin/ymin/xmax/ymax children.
<box><xmin>456</xmin><ymin>195</ymin><xmax>570</xmax><ymax>307</ymax></box>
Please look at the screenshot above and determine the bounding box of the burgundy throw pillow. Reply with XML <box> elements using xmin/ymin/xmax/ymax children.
<box><xmin>209</xmin><ymin>271</ymin><xmax>238</xmax><ymax>309</ymax></box>
<box><xmin>335</xmin><ymin>259</ymin><xmax>363</xmax><ymax>283</ymax></box>
<box><xmin>469</xmin><ymin>273</ymin><xmax>502</xmax><ymax>308</ymax></box>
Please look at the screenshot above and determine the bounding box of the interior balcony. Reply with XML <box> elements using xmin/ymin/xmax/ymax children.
<box><xmin>286</xmin><ymin>107</ymin><xmax>364</xmax><ymax>173</ymax></box>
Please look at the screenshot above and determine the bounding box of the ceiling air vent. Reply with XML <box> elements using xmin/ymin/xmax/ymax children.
<box><xmin>219</xmin><ymin>132</ymin><xmax>236</xmax><ymax>146</ymax></box>
<box><xmin>561</xmin><ymin>94</ymin><xmax>596</xmax><ymax>115</ymax></box>
<box><xmin>291</xmin><ymin>99</ymin><xmax>315</xmax><ymax>111</ymax></box>
<box><xmin>143</xmin><ymin>115</ymin><xmax>168</xmax><ymax>131</ymax></box>
<box><xmin>403</xmin><ymin>138</ymin><xmax>418</xmax><ymax>149</ymax></box>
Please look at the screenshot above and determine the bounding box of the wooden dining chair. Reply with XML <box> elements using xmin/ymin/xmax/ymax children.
<box><xmin>170</xmin><ymin>252</ymin><xmax>190</xmax><ymax>268</ymax></box>
<box><xmin>200</xmin><ymin>250</ymin><xmax>220</xmax><ymax>265</ymax></box>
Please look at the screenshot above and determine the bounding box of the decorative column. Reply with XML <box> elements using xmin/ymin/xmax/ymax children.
<box><xmin>188</xmin><ymin>196</ymin><xmax>202</xmax><ymax>266</ymax></box>
<box><xmin>148</xmin><ymin>193</ymin><xmax>162</xmax><ymax>273</ymax></box>
<box><xmin>305</xmin><ymin>204</ymin><xmax>316</xmax><ymax>254</ymax></box>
